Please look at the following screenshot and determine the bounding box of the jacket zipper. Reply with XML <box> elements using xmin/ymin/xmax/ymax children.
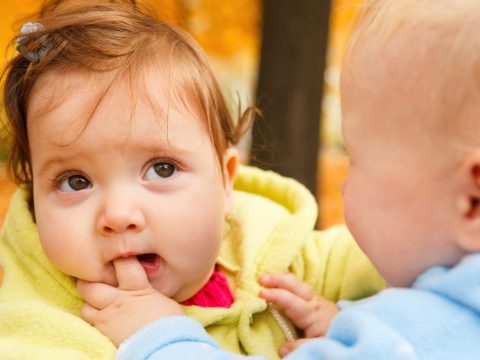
<box><xmin>267</xmin><ymin>304</ymin><xmax>297</xmax><ymax>343</ymax></box>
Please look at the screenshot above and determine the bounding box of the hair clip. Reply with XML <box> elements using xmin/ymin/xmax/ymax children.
<box><xmin>16</xmin><ymin>22</ymin><xmax>48</xmax><ymax>62</ymax></box>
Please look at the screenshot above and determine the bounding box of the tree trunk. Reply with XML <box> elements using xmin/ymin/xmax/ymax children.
<box><xmin>251</xmin><ymin>0</ymin><xmax>332</xmax><ymax>197</ymax></box>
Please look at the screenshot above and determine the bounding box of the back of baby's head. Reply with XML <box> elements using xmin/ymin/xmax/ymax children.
<box><xmin>2</xmin><ymin>0</ymin><xmax>252</xmax><ymax>189</ymax></box>
<box><xmin>344</xmin><ymin>0</ymin><xmax>480</xmax><ymax>148</ymax></box>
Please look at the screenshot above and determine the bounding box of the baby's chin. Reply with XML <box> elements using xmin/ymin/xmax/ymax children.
<box><xmin>166</xmin><ymin>276</ymin><xmax>214</xmax><ymax>303</ymax></box>
<box><xmin>146</xmin><ymin>276</ymin><xmax>187</xmax><ymax>302</ymax></box>
<box><xmin>149</xmin><ymin>281</ymin><xmax>176</xmax><ymax>299</ymax></box>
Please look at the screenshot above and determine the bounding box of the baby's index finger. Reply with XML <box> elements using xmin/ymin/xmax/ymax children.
<box><xmin>113</xmin><ymin>256</ymin><xmax>149</xmax><ymax>291</ymax></box>
<box><xmin>259</xmin><ymin>273</ymin><xmax>315</xmax><ymax>301</ymax></box>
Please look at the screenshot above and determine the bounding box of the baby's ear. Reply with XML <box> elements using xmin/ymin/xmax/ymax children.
<box><xmin>456</xmin><ymin>149</ymin><xmax>480</xmax><ymax>252</ymax></box>
<box><xmin>222</xmin><ymin>147</ymin><xmax>239</xmax><ymax>215</ymax></box>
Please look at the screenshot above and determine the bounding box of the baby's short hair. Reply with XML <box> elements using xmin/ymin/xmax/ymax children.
<box><xmin>344</xmin><ymin>0</ymin><xmax>480</xmax><ymax>142</ymax></box>
<box><xmin>349</xmin><ymin>0</ymin><xmax>480</xmax><ymax>52</ymax></box>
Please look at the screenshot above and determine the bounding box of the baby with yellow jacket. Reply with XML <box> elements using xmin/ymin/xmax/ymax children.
<box><xmin>0</xmin><ymin>0</ymin><xmax>383</xmax><ymax>359</ymax></box>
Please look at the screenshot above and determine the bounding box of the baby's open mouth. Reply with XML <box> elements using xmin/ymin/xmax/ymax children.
<box><xmin>136</xmin><ymin>253</ymin><xmax>161</xmax><ymax>274</ymax></box>
<box><xmin>137</xmin><ymin>253</ymin><xmax>156</xmax><ymax>263</ymax></box>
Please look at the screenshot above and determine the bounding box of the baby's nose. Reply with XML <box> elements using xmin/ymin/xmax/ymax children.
<box><xmin>101</xmin><ymin>219</ymin><xmax>142</xmax><ymax>234</ymax></box>
<box><xmin>96</xmin><ymin>192</ymin><xmax>145</xmax><ymax>235</ymax></box>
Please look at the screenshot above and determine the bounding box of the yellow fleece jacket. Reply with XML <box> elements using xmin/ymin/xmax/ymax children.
<box><xmin>0</xmin><ymin>166</ymin><xmax>384</xmax><ymax>359</ymax></box>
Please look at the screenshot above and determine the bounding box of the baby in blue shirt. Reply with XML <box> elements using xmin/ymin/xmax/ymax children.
<box><xmin>79</xmin><ymin>0</ymin><xmax>480</xmax><ymax>359</ymax></box>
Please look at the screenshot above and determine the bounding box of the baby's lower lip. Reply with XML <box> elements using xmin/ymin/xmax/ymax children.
<box><xmin>137</xmin><ymin>254</ymin><xmax>161</xmax><ymax>274</ymax></box>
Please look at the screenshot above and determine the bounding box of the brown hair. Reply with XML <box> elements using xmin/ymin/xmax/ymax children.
<box><xmin>2</xmin><ymin>0</ymin><xmax>255</xmax><ymax>189</ymax></box>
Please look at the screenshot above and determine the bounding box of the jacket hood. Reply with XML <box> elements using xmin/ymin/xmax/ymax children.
<box><xmin>413</xmin><ymin>253</ymin><xmax>480</xmax><ymax>314</ymax></box>
<box><xmin>217</xmin><ymin>165</ymin><xmax>318</xmax><ymax>292</ymax></box>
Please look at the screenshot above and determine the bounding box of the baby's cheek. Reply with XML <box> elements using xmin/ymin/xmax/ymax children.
<box><xmin>37</xmin><ymin>219</ymin><xmax>92</xmax><ymax>277</ymax></box>
<box><xmin>40</xmin><ymin>236</ymin><xmax>77</xmax><ymax>274</ymax></box>
<box><xmin>342</xmin><ymin>199</ymin><xmax>357</xmax><ymax>232</ymax></box>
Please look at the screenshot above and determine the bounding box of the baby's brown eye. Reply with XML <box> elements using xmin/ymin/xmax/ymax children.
<box><xmin>59</xmin><ymin>175</ymin><xmax>92</xmax><ymax>192</ymax></box>
<box><xmin>145</xmin><ymin>162</ymin><xmax>176</xmax><ymax>180</ymax></box>
<box><xmin>153</xmin><ymin>163</ymin><xmax>175</xmax><ymax>178</ymax></box>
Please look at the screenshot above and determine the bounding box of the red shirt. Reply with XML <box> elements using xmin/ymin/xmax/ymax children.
<box><xmin>181</xmin><ymin>268</ymin><xmax>234</xmax><ymax>308</ymax></box>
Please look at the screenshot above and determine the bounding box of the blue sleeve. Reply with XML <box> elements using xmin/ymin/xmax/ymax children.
<box><xmin>285</xmin><ymin>310</ymin><xmax>419</xmax><ymax>360</ymax></box>
<box><xmin>115</xmin><ymin>316</ymin><xmax>265</xmax><ymax>360</ymax></box>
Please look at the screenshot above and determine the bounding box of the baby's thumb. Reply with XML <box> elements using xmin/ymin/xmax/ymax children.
<box><xmin>113</xmin><ymin>256</ymin><xmax>149</xmax><ymax>291</ymax></box>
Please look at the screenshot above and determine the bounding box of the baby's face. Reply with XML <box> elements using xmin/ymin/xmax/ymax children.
<box><xmin>27</xmin><ymin>70</ymin><xmax>235</xmax><ymax>302</ymax></box>
<box><xmin>340</xmin><ymin>54</ymin><xmax>465</xmax><ymax>287</ymax></box>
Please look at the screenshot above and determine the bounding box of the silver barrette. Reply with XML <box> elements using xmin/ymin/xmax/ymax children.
<box><xmin>16</xmin><ymin>22</ymin><xmax>48</xmax><ymax>62</ymax></box>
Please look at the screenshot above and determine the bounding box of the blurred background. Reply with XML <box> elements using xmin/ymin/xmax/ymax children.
<box><xmin>0</xmin><ymin>0</ymin><xmax>362</xmax><ymax>229</ymax></box>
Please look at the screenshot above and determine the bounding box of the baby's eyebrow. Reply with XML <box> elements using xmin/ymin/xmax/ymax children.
<box><xmin>37</xmin><ymin>155</ymin><xmax>77</xmax><ymax>177</ymax></box>
<box><xmin>132</xmin><ymin>143</ymin><xmax>190</xmax><ymax>155</ymax></box>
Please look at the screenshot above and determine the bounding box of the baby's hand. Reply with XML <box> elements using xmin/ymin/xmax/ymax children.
<box><xmin>77</xmin><ymin>257</ymin><xmax>183</xmax><ymax>346</ymax></box>
<box><xmin>259</xmin><ymin>273</ymin><xmax>339</xmax><ymax>356</ymax></box>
